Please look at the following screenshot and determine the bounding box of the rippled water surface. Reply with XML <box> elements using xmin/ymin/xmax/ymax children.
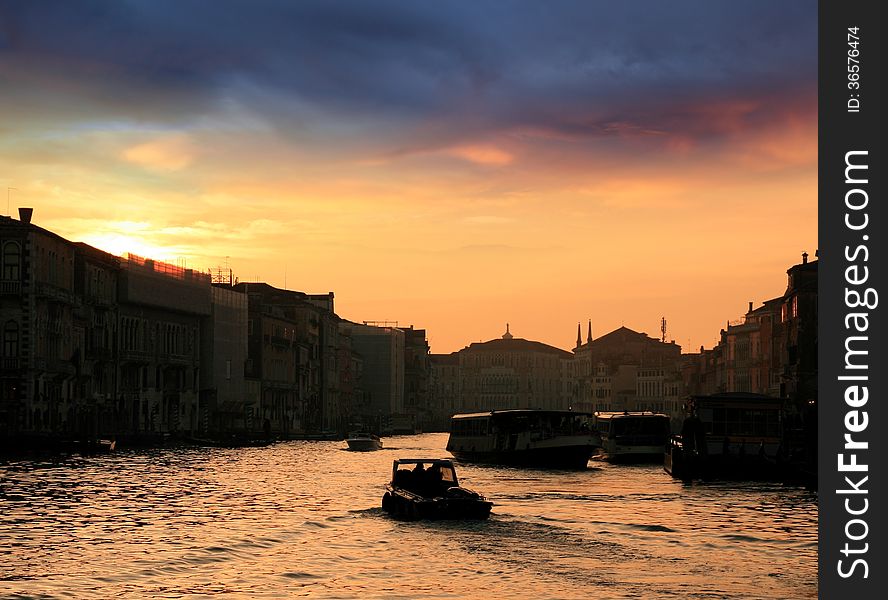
<box><xmin>0</xmin><ymin>433</ymin><xmax>816</xmax><ymax>599</ymax></box>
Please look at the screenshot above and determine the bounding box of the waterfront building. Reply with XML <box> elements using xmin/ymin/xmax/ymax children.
<box><xmin>457</xmin><ymin>324</ymin><xmax>571</xmax><ymax>413</ymax></box>
<box><xmin>234</xmin><ymin>283</ymin><xmax>330</xmax><ymax>436</ymax></box>
<box><xmin>337</xmin><ymin>325</ymin><xmax>366</xmax><ymax>432</ymax></box>
<box><xmin>429</xmin><ymin>352</ymin><xmax>459</xmax><ymax>431</ymax></box>
<box><xmin>402</xmin><ymin>326</ymin><xmax>431</xmax><ymax>431</ymax></box>
<box><xmin>72</xmin><ymin>242</ymin><xmax>120</xmax><ymax>437</ymax></box>
<box><xmin>683</xmin><ymin>298</ymin><xmax>783</xmax><ymax>399</ymax></box>
<box><xmin>344</xmin><ymin>321</ymin><xmax>405</xmax><ymax>432</ymax></box>
<box><xmin>779</xmin><ymin>253</ymin><xmax>818</xmax><ymax>474</ymax></box>
<box><xmin>0</xmin><ymin>209</ymin><xmax>364</xmax><ymax>444</ymax></box>
<box><xmin>199</xmin><ymin>283</ymin><xmax>248</xmax><ymax>434</ymax></box>
<box><xmin>681</xmin><ymin>253</ymin><xmax>817</xmax><ymax>405</ymax></box>
<box><xmin>780</xmin><ymin>253</ymin><xmax>817</xmax><ymax>406</ymax></box>
<box><xmin>570</xmin><ymin>324</ymin><xmax>685</xmax><ymax>425</ymax></box>
<box><xmin>1</xmin><ymin>209</ymin><xmax>80</xmax><ymax>438</ymax></box>
<box><xmin>311</xmin><ymin>293</ymin><xmax>345</xmax><ymax>434</ymax></box>
<box><xmin>117</xmin><ymin>253</ymin><xmax>211</xmax><ymax>437</ymax></box>
<box><xmin>678</xmin><ymin>253</ymin><xmax>818</xmax><ymax>474</ymax></box>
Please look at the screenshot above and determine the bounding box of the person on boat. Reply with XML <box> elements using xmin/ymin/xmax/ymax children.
<box><xmin>405</xmin><ymin>462</ymin><xmax>425</xmax><ymax>493</ymax></box>
<box><xmin>680</xmin><ymin>414</ymin><xmax>706</xmax><ymax>455</ymax></box>
<box><xmin>395</xmin><ymin>468</ymin><xmax>411</xmax><ymax>487</ymax></box>
<box><xmin>426</xmin><ymin>464</ymin><xmax>444</xmax><ymax>496</ymax></box>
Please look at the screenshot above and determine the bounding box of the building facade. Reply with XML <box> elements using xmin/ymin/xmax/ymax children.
<box><xmin>344</xmin><ymin>322</ymin><xmax>405</xmax><ymax>432</ymax></box>
<box><xmin>457</xmin><ymin>325</ymin><xmax>571</xmax><ymax>413</ymax></box>
<box><xmin>569</xmin><ymin>325</ymin><xmax>685</xmax><ymax>425</ymax></box>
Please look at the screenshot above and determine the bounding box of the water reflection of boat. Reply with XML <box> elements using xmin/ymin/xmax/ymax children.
<box><xmin>665</xmin><ymin>393</ymin><xmax>783</xmax><ymax>480</ymax></box>
<box><xmin>346</xmin><ymin>432</ymin><xmax>383</xmax><ymax>451</ymax></box>
<box><xmin>446</xmin><ymin>410</ymin><xmax>600</xmax><ymax>469</ymax></box>
<box><xmin>382</xmin><ymin>458</ymin><xmax>492</xmax><ymax>520</ymax></box>
<box><xmin>593</xmin><ymin>411</ymin><xmax>670</xmax><ymax>463</ymax></box>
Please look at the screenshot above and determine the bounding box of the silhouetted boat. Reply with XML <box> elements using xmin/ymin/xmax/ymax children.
<box><xmin>97</xmin><ymin>439</ymin><xmax>116</xmax><ymax>453</ymax></box>
<box><xmin>382</xmin><ymin>458</ymin><xmax>492</xmax><ymax>520</ymax></box>
<box><xmin>593</xmin><ymin>411</ymin><xmax>670</xmax><ymax>463</ymax></box>
<box><xmin>52</xmin><ymin>438</ymin><xmax>117</xmax><ymax>455</ymax></box>
<box><xmin>346</xmin><ymin>432</ymin><xmax>383</xmax><ymax>451</ymax></box>
<box><xmin>446</xmin><ymin>410</ymin><xmax>600</xmax><ymax>469</ymax></box>
<box><xmin>665</xmin><ymin>393</ymin><xmax>783</xmax><ymax>480</ymax></box>
<box><xmin>184</xmin><ymin>435</ymin><xmax>273</xmax><ymax>448</ymax></box>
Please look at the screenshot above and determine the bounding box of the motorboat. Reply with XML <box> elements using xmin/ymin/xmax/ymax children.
<box><xmin>346</xmin><ymin>432</ymin><xmax>383</xmax><ymax>451</ymax></box>
<box><xmin>381</xmin><ymin>458</ymin><xmax>492</xmax><ymax>520</ymax></box>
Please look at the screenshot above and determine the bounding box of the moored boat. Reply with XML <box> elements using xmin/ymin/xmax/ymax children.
<box><xmin>665</xmin><ymin>393</ymin><xmax>784</xmax><ymax>481</ymax></box>
<box><xmin>593</xmin><ymin>411</ymin><xmax>670</xmax><ymax>463</ymax></box>
<box><xmin>382</xmin><ymin>458</ymin><xmax>492</xmax><ymax>520</ymax></box>
<box><xmin>346</xmin><ymin>432</ymin><xmax>383</xmax><ymax>451</ymax></box>
<box><xmin>446</xmin><ymin>410</ymin><xmax>600</xmax><ymax>469</ymax></box>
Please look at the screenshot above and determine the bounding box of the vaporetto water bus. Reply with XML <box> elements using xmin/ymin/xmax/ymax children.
<box><xmin>446</xmin><ymin>409</ymin><xmax>600</xmax><ymax>469</ymax></box>
<box><xmin>592</xmin><ymin>411</ymin><xmax>671</xmax><ymax>463</ymax></box>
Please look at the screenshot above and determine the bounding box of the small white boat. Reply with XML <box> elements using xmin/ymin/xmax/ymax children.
<box><xmin>346</xmin><ymin>432</ymin><xmax>383</xmax><ymax>451</ymax></box>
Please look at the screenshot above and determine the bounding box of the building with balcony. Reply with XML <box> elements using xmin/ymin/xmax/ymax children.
<box><xmin>116</xmin><ymin>254</ymin><xmax>211</xmax><ymax>437</ymax></box>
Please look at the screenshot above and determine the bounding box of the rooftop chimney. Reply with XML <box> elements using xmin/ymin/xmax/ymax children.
<box><xmin>19</xmin><ymin>207</ymin><xmax>33</xmax><ymax>224</ymax></box>
<box><xmin>748</xmin><ymin>301</ymin><xmax>753</xmax><ymax>313</ymax></box>
<box><xmin>802</xmin><ymin>251</ymin><xmax>808</xmax><ymax>264</ymax></box>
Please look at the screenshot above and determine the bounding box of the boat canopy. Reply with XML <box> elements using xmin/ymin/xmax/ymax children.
<box><xmin>393</xmin><ymin>458</ymin><xmax>455</xmax><ymax>465</ymax></box>
<box><xmin>391</xmin><ymin>459</ymin><xmax>459</xmax><ymax>486</ymax></box>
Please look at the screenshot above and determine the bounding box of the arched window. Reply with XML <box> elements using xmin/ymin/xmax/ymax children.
<box><xmin>2</xmin><ymin>242</ymin><xmax>21</xmax><ymax>280</ymax></box>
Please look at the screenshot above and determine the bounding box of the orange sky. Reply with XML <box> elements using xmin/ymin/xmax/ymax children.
<box><xmin>0</xmin><ymin>2</ymin><xmax>817</xmax><ymax>354</ymax></box>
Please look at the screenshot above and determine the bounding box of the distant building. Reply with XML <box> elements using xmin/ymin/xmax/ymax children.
<box><xmin>457</xmin><ymin>324</ymin><xmax>571</xmax><ymax>412</ymax></box>
<box><xmin>429</xmin><ymin>352</ymin><xmax>459</xmax><ymax>430</ymax></box>
<box><xmin>234</xmin><ymin>283</ymin><xmax>341</xmax><ymax>436</ymax></box>
<box><xmin>402</xmin><ymin>326</ymin><xmax>431</xmax><ymax>431</ymax></box>
<box><xmin>683</xmin><ymin>297</ymin><xmax>783</xmax><ymax>399</ymax></box>
<box><xmin>336</xmin><ymin>325</ymin><xmax>365</xmax><ymax>432</ymax></box>
<box><xmin>344</xmin><ymin>322</ymin><xmax>405</xmax><ymax>432</ymax></box>
<box><xmin>570</xmin><ymin>325</ymin><xmax>685</xmax><ymax>426</ymax></box>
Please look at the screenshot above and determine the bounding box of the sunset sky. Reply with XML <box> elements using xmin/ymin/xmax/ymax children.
<box><xmin>0</xmin><ymin>1</ymin><xmax>817</xmax><ymax>354</ymax></box>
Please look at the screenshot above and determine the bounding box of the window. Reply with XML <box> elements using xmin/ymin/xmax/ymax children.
<box><xmin>2</xmin><ymin>242</ymin><xmax>20</xmax><ymax>280</ymax></box>
<box><xmin>3</xmin><ymin>321</ymin><xmax>19</xmax><ymax>357</ymax></box>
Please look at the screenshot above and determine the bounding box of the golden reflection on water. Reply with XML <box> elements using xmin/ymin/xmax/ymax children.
<box><xmin>0</xmin><ymin>433</ymin><xmax>816</xmax><ymax>599</ymax></box>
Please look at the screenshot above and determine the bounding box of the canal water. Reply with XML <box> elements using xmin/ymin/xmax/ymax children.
<box><xmin>0</xmin><ymin>433</ymin><xmax>817</xmax><ymax>599</ymax></box>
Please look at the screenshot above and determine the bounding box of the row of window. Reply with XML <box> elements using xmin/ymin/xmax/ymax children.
<box><xmin>120</xmin><ymin>317</ymin><xmax>196</xmax><ymax>355</ymax></box>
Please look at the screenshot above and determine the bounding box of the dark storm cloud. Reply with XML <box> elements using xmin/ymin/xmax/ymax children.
<box><xmin>0</xmin><ymin>1</ymin><xmax>816</xmax><ymax>148</ymax></box>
